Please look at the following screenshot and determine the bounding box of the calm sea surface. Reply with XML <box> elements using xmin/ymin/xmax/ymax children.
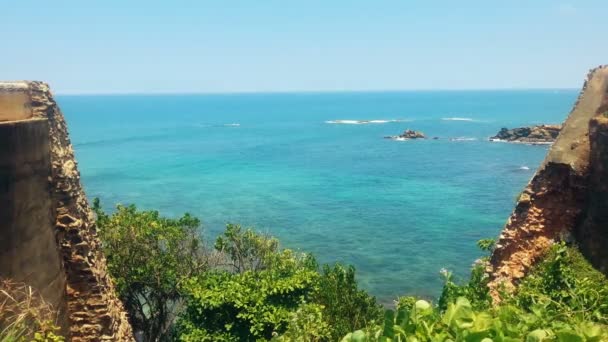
<box><xmin>57</xmin><ymin>90</ymin><xmax>578</xmax><ymax>303</ymax></box>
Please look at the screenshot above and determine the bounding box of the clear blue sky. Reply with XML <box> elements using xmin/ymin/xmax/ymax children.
<box><xmin>2</xmin><ymin>0</ymin><xmax>607</xmax><ymax>94</ymax></box>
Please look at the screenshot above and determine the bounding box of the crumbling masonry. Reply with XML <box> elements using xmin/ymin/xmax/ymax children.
<box><xmin>0</xmin><ymin>82</ymin><xmax>133</xmax><ymax>341</ymax></box>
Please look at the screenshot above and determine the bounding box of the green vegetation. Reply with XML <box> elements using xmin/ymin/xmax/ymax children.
<box><xmin>512</xmin><ymin>243</ymin><xmax>608</xmax><ymax>325</ymax></box>
<box><xmin>94</xmin><ymin>202</ymin><xmax>381</xmax><ymax>341</ymax></box>
<box><xmin>344</xmin><ymin>243</ymin><xmax>608</xmax><ymax>341</ymax></box>
<box><xmin>342</xmin><ymin>296</ymin><xmax>606</xmax><ymax>342</ymax></box>
<box><xmin>176</xmin><ymin>225</ymin><xmax>321</xmax><ymax>341</ymax></box>
<box><xmin>313</xmin><ymin>264</ymin><xmax>383</xmax><ymax>341</ymax></box>
<box><xmin>93</xmin><ymin>199</ymin><xmax>209</xmax><ymax>341</ymax></box>
<box><xmin>0</xmin><ymin>280</ymin><xmax>64</xmax><ymax>342</ymax></box>
<box><xmin>94</xmin><ymin>200</ymin><xmax>608</xmax><ymax>341</ymax></box>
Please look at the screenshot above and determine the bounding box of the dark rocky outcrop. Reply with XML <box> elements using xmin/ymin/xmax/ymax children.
<box><xmin>488</xmin><ymin>65</ymin><xmax>608</xmax><ymax>300</ymax></box>
<box><xmin>385</xmin><ymin>129</ymin><xmax>426</xmax><ymax>140</ymax></box>
<box><xmin>490</xmin><ymin>125</ymin><xmax>561</xmax><ymax>144</ymax></box>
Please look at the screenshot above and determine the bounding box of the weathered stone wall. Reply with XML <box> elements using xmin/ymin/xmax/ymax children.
<box><xmin>488</xmin><ymin>65</ymin><xmax>608</xmax><ymax>299</ymax></box>
<box><xmin>576</xmin><ymin>114</ymin><xmax>608</xmax><ymax>273</ymax></box>
<box><xmin>0</xmin><ymin>82</ymin><xmax>133</xmax><ymax>341</ymax></box>
<box><xmin>26</xmin><ymin>82</ymin><xmax>134</xmax><ymax>341</ymax></box>
<box><xmin>0</xmin><ymin>116</ymin><xmax>68</xmax><ymax>332</ymax></box>
<box><xmin>0</xmin><ymin>82</ymin><xmax>31</xmax><ymax>121</ymax></box>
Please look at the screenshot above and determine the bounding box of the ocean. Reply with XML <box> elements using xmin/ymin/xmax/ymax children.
<box><xmin>57</xmin><ymin>90</ymin><xmax>578</xmax><ymax>304</ymax></box>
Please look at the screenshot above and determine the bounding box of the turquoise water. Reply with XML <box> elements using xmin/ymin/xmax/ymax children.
<box><xmin>57</xmin><ymin>90</ymin><xmax>577</xmax><ymax>303</ymax></box>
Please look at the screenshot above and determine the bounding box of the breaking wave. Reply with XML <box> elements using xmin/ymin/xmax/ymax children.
<box><xmin>449</xmin><ymin>137</ymin><xmax>478</xmax><ymax>141</ymax></box>
<box><xmin>325</xmin><ymin>119</ymin><xmax>410</xmax><ymax>125</ymax></box>
<box><xmin>442</xmin><ymin>117</ymin><xmax>475</xmax><ymax>121</ymax></box>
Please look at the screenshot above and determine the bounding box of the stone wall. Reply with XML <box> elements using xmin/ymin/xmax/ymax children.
<box><xmin>576</xmin><ymin>111</ymin><xmax>608</xmax><ymax>273</ymax></box>
<box><xmin>0</xmin><ymin>115</ymin><xmax>68</xmax><ymax>333</ymax></box>
<box><xmin>0</xmin><ymin>82</ymin><xmax>31</xmax><ymax>121</ymax></box>
<box><xmin>0</xmin><ymin>82</ymin><xmax>133</xmax><ymax>341</ymax></box>
<box><xmin>27</xmin><ymin>82</ymin><xmax>134</xmax><ymax>341</ymax></box>
<box><xmin>488</xmin><ymin>65</ymin><xmax>608</xmax><ymax>299</ymax></box>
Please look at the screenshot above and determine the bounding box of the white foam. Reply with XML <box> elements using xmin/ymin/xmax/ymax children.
<box><xmin>325</xmin><ymin>119</ymin><xmax>409</xmax><ymax>125</ymax></box>
<box><xmin>450</xmin><ymin>137</ymin><xmax>477</xmax><ymax>141</ymax></box>
<box><xmin>519</xmin><ymin>166</ymin><xmax>530</xmax><ymax>170</ymax></box>
<box><xmin>195</xmin><ymin>123</ymin><xmax>240</xmax><ymax>128</ymax></box>
<box><xmin>325</xmin><ymin>120</ymin><xmax>362</xmax><ymax>124</ymax></box>
<box><xmin>489</xmin><ymin>138</ymin><xmax>554</xmax><ymax>145</ymax></box>
<box><xmin>442</xmin><ymin>117</ymin><xmax>474</xmax><ymax>121</ymax></box>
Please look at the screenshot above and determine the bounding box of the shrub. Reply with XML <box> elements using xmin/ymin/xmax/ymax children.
<box><xmin>511</xmin><ymin>243</ymin><xmax>608</xmax><ymax>325</ymax></box>
<box><xmin>342</xmin><ymin>296</ymin><xmax>608</xmax><ymax>341</ymax></box>
<box><xmin>177</xmin><ymin>257</ymin><xmax>319</xmax><ymax>341</ymax></box>
<box><xmin>214</xmin><ymin>224</ymin><xmax>281</xmax><ymax>273</ymax></box>
<box><xmin>314</xmin><ymin>263</ymin><xmax>383</xmax><ymax>341</ymax></box>
<box><xmin>93</xmin><ymin>199</ymin><xmax>209</xmax><ymax>342</ymax></box>
<box><xmin>343</xmin><ymin>241</ymin><xmax>608</xmax><ymax>341</ymax></box>
<box><xmin>178</xmin><ymin>225</ymin><xmax>384</xmax><ymax>341</ymax></box>
<box><xmin>270</xmin><ymin>302</ymin><xmax>330</xmax><ymax>342</ymax></box>
<box><xmin>176</xmin><ymin>226</ymin><xmax>320</xmax><ymax>341</ymax></box>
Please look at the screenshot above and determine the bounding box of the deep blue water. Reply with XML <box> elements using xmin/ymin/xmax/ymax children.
<box><xmin>57</xmin><ymin>90</ymin><xmax>577</xmax><ymax>304</ymax></box>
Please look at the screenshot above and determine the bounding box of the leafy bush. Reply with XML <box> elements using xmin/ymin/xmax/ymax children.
<box><xmin>214</xmin><ymin>224</ymin><xmax>281</xmax><ymax>273</ymax></box>
<box><xmin>395</xmin><ymin>296</ymin><xmax>417</xmax><ymax>311</ymax></box>
<box><xmin>178</xmin><ymin>225</ymin><xmax>384</xmax><ymax>341</ymax></box>
<box><xmin>93</xmin><ymin>199</ymin><xmax>209</xmax><ymax>342</ymax></box>
<box><xmin>343</xmin><ymin>296</ymin><xmax>608</xmax><ymax>342</ymax></box>
<box><xmin>476</xmin><ymin>238</ymin><xmax>496</xmax><ymax>252</ymax></box>
<box><xmin>343</xmin><ymin>241</ymin><xmax>608</xmax><ymax>341</ymax></box>
<box><xmin>314</xmin><ymin>263</ymin><xmax>383</xmax><ymax>341</ymax></box>
<box><xmin>176</xmin><ymin>226</ymin><xmax>320</xmax><ymax>341</ymax></box>
<box><xmin>511</xmin><ymin>243</ymin><xmax>608</xmax><ymax>325</ymax></box>
<box><xmin>98</xmin><ymin>212</ymin><xmax>381</xmax><ymax>341</ymax></box>
<box><xmin>271</xmin><ymin>302</ymin><xmax>330</xmax><ymax>342</ymax></box>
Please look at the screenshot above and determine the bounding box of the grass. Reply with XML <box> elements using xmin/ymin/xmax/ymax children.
<box><xmin>0</xmin><ymin>279</ymin><xmax>63</xmax><ymax>342</ymax></box>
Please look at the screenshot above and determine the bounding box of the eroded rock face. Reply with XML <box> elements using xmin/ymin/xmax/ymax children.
<box><xmin>576</xmin><ymin>111</ymin><xmax>608</xmax><ymax>273</ymax></box>
<box><xmin>26</xmin><ymin>82</ymin><xmax>134</xmax><ymax>341</ymax></box>
<box><xmin>490</xmin><ymin>125</ymin><xmax>561</xmax><ymax>144</ymax></box>
<box><xmin>488</xmin><ymin>65</ymin><xmax>608</xmax><ymax>300</ymax></box>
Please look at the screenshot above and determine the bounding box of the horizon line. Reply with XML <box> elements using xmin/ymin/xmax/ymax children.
<box><xmin>54</xmin><ymin>87</ymin><xmax>580</xmax><ymax>96</ymax></box>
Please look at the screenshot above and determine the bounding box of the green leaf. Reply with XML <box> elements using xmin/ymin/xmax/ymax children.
<box><xmin>383</xmin><ymin>310</ymin><xmax>396</xmax><ymax>337</ymax></box>
<box><xmin>443</xmin><ymin>297</ymin><xmax>474</xmax><ymax>330</ymax></box>
<box><xmin>526</xmin><ymin>329</ymin><xmax>550</xmax><ymax>342</ymax></box>
<box><xmin>554</xmin><ymin>330</ymin><xmax>583</xmax><ymax>342</ymax></box>
<box><xmin>578</xmin><ymin>322</ymin><xmax>604</xmax><ymax>342</ymax></box>
<box><xmin>351</xmin><ymin>330</ymin><xmax>368</xmax><ymax>342</ymax></box>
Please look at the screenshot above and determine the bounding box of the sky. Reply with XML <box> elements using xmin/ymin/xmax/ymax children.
<box><xmin>2</xmin><ymin>0</ymin><xmax>607</xmax><ymax>94</ymax></box>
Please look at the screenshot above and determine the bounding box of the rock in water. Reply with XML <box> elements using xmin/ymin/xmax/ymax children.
<box><xmin>489</xmin><ymin>124</ymin><xmax>561</xmax><ymax>144</ymax></box>
<box><xmin>385</xmin><ymin>129</ymin><xmax>426</xmax><ymax>140</ymax></box>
